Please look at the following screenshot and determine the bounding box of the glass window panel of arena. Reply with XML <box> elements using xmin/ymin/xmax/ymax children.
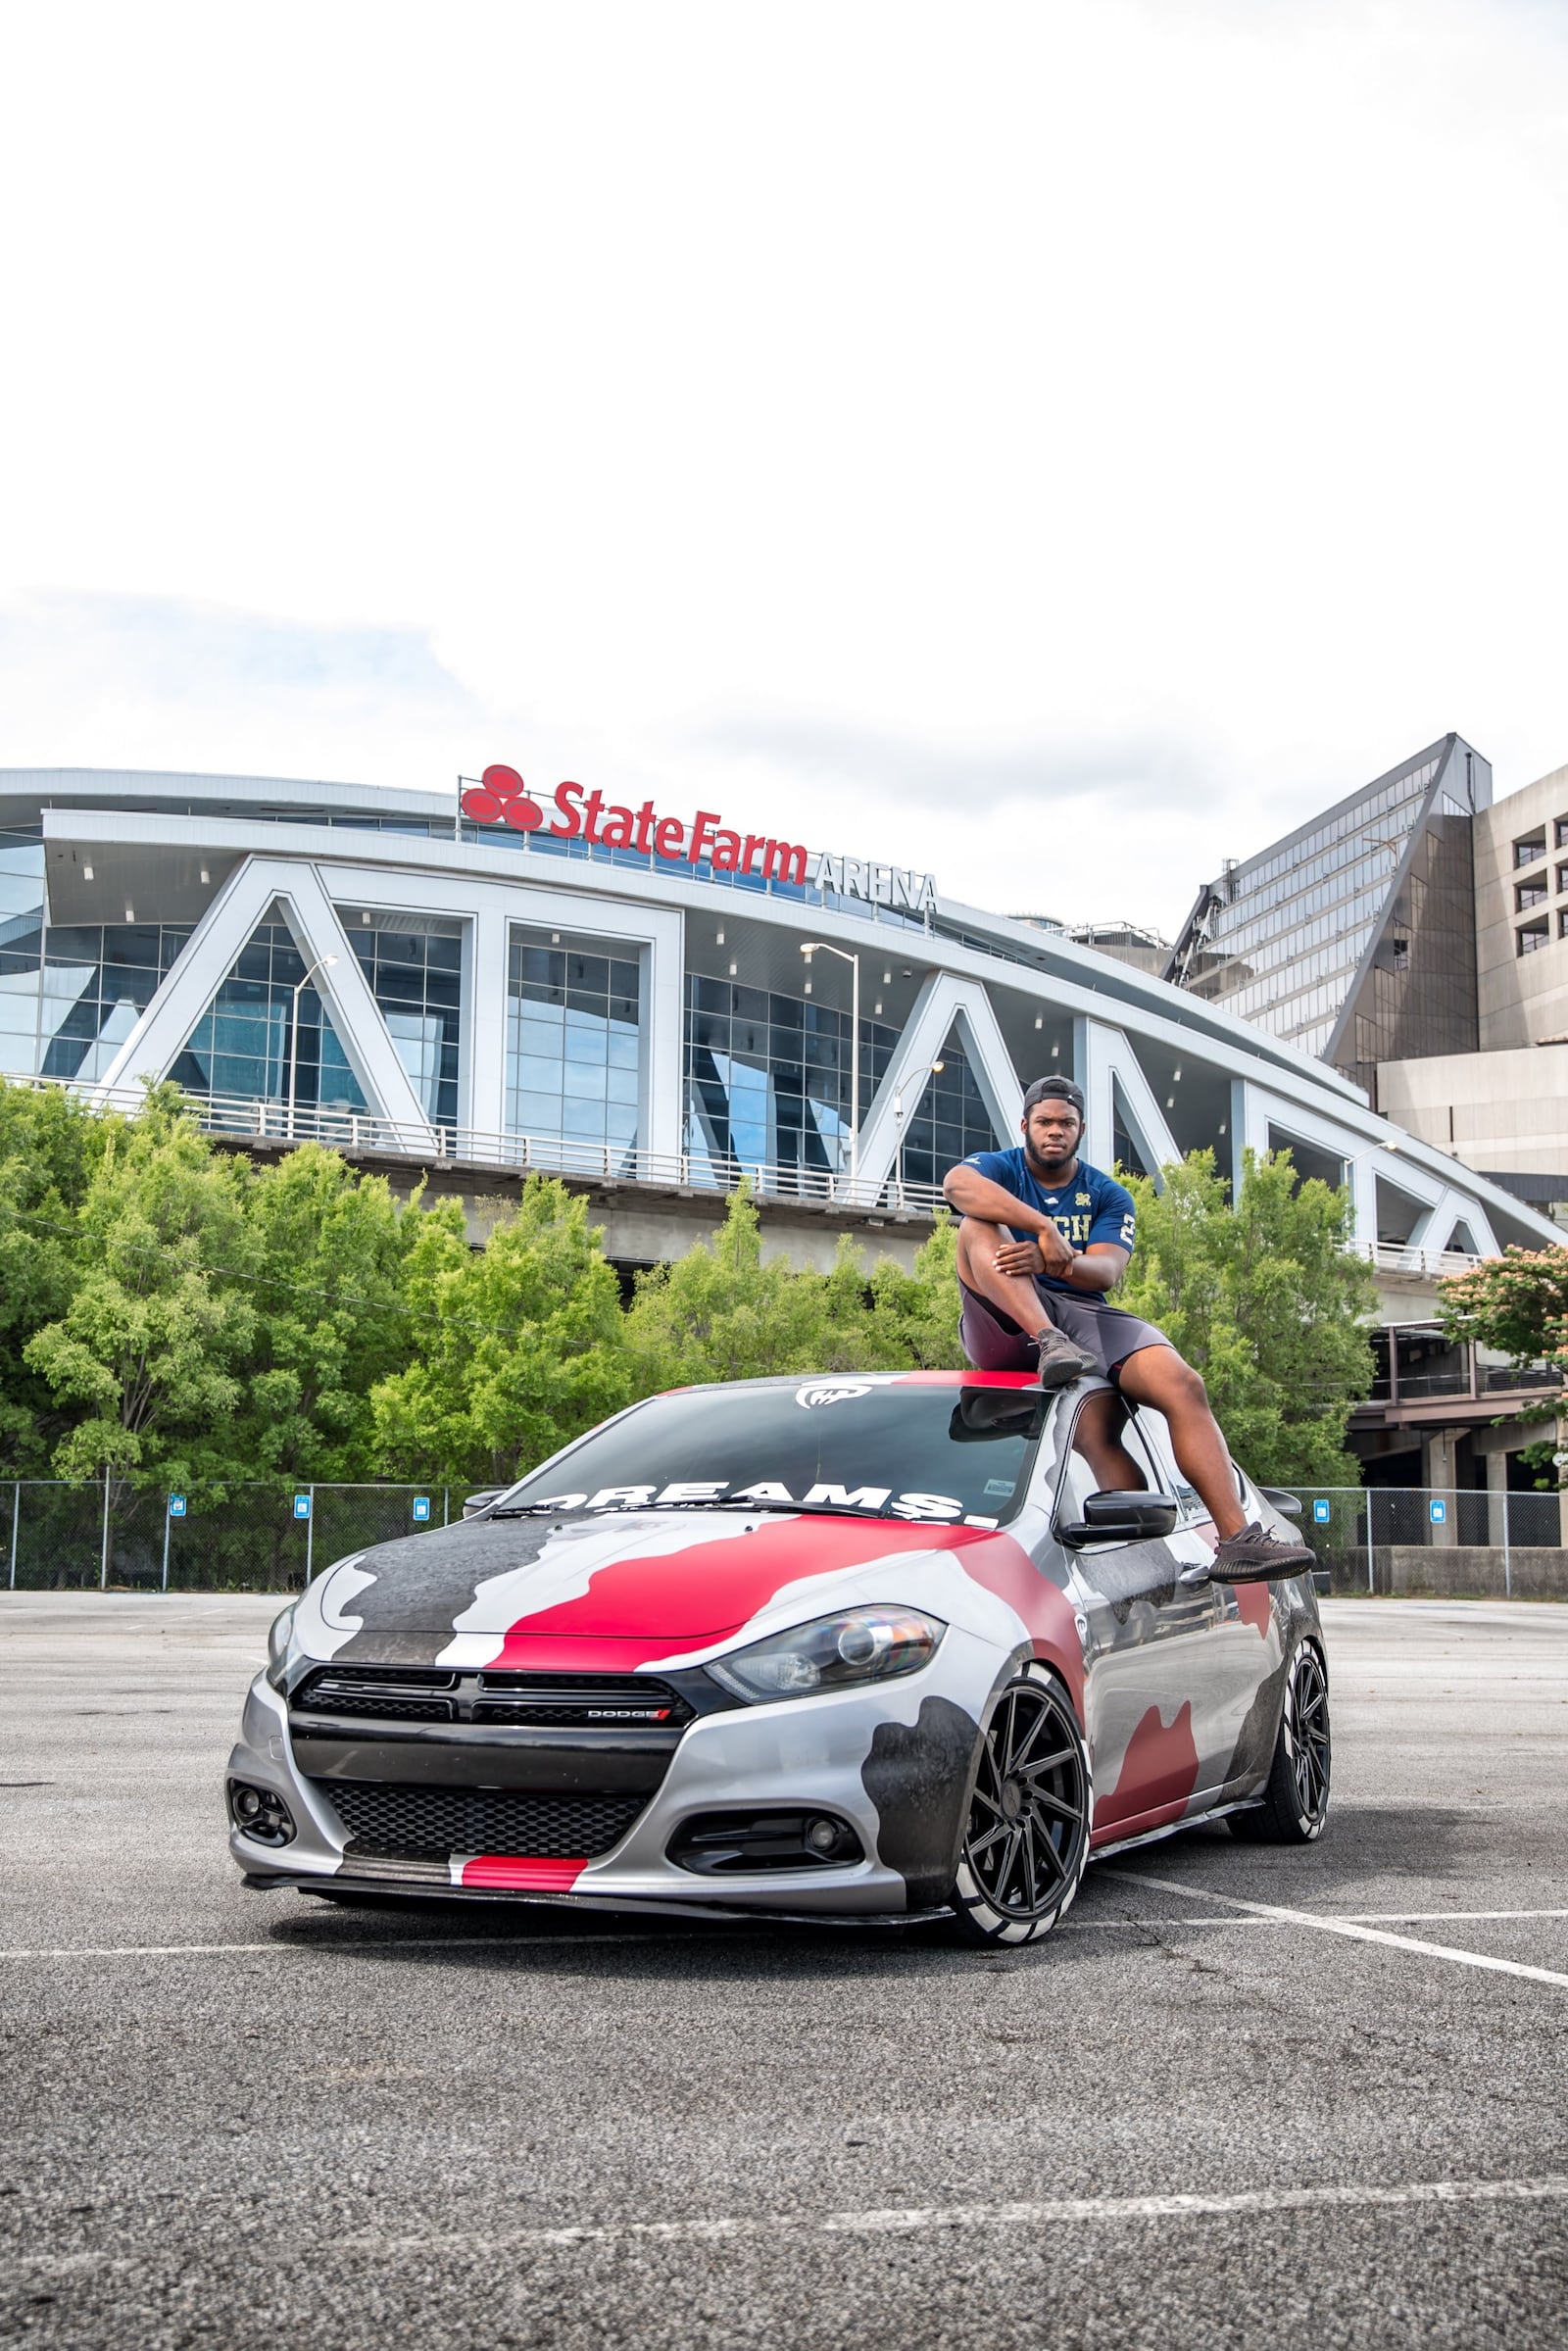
<box><xmin>0</xmin><ymin>828</ymin><xmax>45</xmax><ymax>1077</ymax></box>
<box><xmin>36</xmin><ymin>918</ymin><xmax>194</xmax><ymax>1084</ymax></box>
<box><xmin>683</xmin><ymin>974</ymin><xmax>901</xmax><ymax>1187</ymax></box>
<box><xmin>344</xmin><ymin>909</ymin><xmax>464</xmax><ymax>1127</ymax></box>
<box><xmin>896</xmin><ymin>1027</ymin><xmax>1004</xmax><ymax>1190</ymax></box>
<box><xmin>169</xmin><ymin>917</ymin><xmax>367</xmax><ymax>1113</ymax></box>
<box><xmin>507</xmin><ymin>928</ymin><xmax>643</xmax><ymax>1154</ymax></box>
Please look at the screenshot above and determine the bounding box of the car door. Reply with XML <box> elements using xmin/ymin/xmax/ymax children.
<box><xmin>1051</xmin><ymin>1391</ymin><xmax>1221</xmax><ymax>1841</ymax></box>
<box><xmin>1122</xmin><ymin>1404</ymin><xmax>1284</xmax><ymax>1797</ymax></box>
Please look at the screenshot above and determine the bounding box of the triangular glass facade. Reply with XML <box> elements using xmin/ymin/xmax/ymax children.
<box><xmin>1168</xmin><ymin>735</ymin><xmax>1488</xmax><ymax>1098</ymax></box>
<box><xmin>170</xmin><ymin>906</ymin><xmax>367</xmax><ymax>1114</ymax></box>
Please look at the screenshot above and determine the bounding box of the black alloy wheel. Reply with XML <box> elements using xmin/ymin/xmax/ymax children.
<box><xmin>951</xmin><ymin>1663</ymin><xmax>1092</xmax><ymax>1945</ymax></box>
<box><xmin>1229</xmin><ymin>1641</ymin><xmax>1331</xmax><ymax>1843</ymax></box>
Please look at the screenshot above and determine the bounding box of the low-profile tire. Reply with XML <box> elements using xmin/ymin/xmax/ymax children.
<box><xmin>1228</xmin><ymin>1640</ymin><xmax>1331</xmax><ymax>1843</ymax></box>
<box><xmin>950</xmin><ymin>1663</ymin><xmax>1092</xmax><ymax>1945</ymax></box>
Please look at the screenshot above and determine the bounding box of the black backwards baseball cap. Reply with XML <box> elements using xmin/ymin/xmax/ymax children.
<box><xmin>1022</xmin><ymin>1074</ymin><xmax>1086</xmax><ymax>1117</ymax></box>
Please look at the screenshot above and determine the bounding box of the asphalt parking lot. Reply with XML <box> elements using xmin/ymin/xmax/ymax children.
<box><xmin>1</xmin><ymin>1594</ymin><xmax>1565</xmax><ymax>2350</ymax></box>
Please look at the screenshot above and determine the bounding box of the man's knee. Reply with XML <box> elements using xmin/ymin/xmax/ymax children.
<box><xmin>1128</xmin><ymin>1346</ymin><xmax>1210</xmax><ymax>1414</ymax></box>
<box><xmin>1166</xmin><ymin>1356</ymin><xmax>1211</xmax><ymax>1413</ymax></box>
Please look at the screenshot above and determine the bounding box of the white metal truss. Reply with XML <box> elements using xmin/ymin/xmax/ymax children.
<box><xmin>87</xmin><ymin>854</ymin><xmax>687</xmax><ymax>1161</ymax></box>
<box><xmin>90</xmin><ymin>857</ymin><xmax>434</xmax><ymax>1137</ymax></box>
<box><xmin>300</xmin><ymin>859</ymin><xmax>685</xmax><ymax>1161</ymax></box>
<box><xmin>855</xmin><ymin>972</ymin><xmax>1025</xmax><ymax>1196</ymax></box>
<box><xmin>1074</xmin><ymin>1018</ymin><xmax>1181</xmax><ymax>1188</ymax></box>
<box><xmin>36</xmin><ymin>793</ymin><xmax>1557</xmax><ymax>1259</ymax></box>
<box><xmin>1236</xmin><ymin>1085</ymin><xmax>1499</xmax><ymax>1257</ymax></box>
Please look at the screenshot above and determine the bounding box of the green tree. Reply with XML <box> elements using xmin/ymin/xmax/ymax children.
<box><xmin>0</xmin><ymin>1079</ymin><xmax>103</xmax><ymax>1473</ymax></box>
<box><xmin>1115</xmin><ymin>1149</ymin><xmax>1377</xmax><ymax>1485</ymax></box>
<box><xmin>22</xmin><ymin>1090</ymin><xmax>258</xmax><ymax>1495</ymax></box>
<box><xmin>867</xmin><ymin>1217</ymin><xmax>968</xmax><ymax>1370</ymax></box>
<box><xmin>234</xmin><ymin>1144</ymin><xmax>417</xmax><ymax>1484</ymax></box>
<box><xmin>1439</xmin><ymin>1246</ymin><xmax>1568</xmax><ymax>1485</ymax></box>
<box><xmin>370</xmin><ymin>1175</ymin><xmax>633</xmax><ymax>1487</ymax></box>
<box><xmin>623</xmin><ymin>1185</ymin><xmax>914</xmax><ymax>1390</ymax></box>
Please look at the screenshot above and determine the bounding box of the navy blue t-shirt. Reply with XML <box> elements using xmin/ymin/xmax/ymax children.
<box><xmin>960</xmin><ymin>1148</ymin><xmax>1138</xmax><ymax>1296</ymax></box>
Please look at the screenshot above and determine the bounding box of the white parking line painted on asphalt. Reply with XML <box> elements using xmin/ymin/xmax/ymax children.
<box><xmin>1063</xmin><ymin>1908</ymin><xmax>1568</xmax><ymax>1933</ymax></box>
<box><xmin>0</xmin><ymin>1932</ymin><xmax>689</xmax><ymax>1961</ymax></box>
<box><xmin>1</xmin><ymin>1910</ymin><xmax>1566</xmax><ymax>1960</ymax></box>
<box><xmin>7</xmin><ymin>2173</ymin><xmax>1566</xmax><ymax>2276</ymax></box>
<box><xmin>1100</xmin><ymin>1870</ymin><xmax>1568</xmax><ymax>1988</ymax></box>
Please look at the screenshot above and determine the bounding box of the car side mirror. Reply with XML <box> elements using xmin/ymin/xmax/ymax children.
<box><xmin>1057</xmin><ymin>1491</ymin><xmax>1180</xmax><ymax>1547</ymax></box>
<box><xmin>1260</xmin><ymin>1488</ymin><xmax>1303</xmax><ymax>1519</ymax></box>
<box><xmin>462</xmin><ymin>1489</ymin><xmax>505</xmax><ymax>1520</ymax></box>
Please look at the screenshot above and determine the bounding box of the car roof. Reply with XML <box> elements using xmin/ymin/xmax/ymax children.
<box><xmin>657</xmin><ymin>1370</ymin><xmax>1049</xmax><ymax>1396</ymax></box>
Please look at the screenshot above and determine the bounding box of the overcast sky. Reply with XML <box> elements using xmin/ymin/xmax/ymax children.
<box><xmin>2</xmin><ymin>0</ymin><xmax>1566</xmax><ymax>934</ymax></box>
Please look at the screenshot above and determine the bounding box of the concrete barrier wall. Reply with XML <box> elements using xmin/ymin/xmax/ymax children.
<box><xmin>1384</xmin><ymin>1546</ymin><xmax>1568</xmax><ymax>1598</ymax></box>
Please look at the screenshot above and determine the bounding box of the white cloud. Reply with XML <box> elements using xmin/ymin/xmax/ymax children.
<box><xmin>0</xmin><ymin>0</ymin><xmax>1565</xmax><ymax>930</ymax></box>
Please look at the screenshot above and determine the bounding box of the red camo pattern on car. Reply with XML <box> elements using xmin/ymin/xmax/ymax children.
<box><xmin>226</xmin><ymin>1369</ymin><xmax>1325</xmax><ymax>1925</ymax></box>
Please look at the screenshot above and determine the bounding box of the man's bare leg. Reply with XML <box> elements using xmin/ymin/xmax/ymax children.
<box><xmin>954</xmin><ymin>1217</ymin><xmax>1095</xmax><ymax>1381</ymax></box>
<box><xmin>955</xmin><ymin>1216</ymin><xmax>1057</xmax><ymax>1335</ymax></box>
<box><xmin>1070</xmin><ymin>1390</ymin><xmax>1147</xmax><ymax>1494</ymax></box>
<box><xmin>1113</xmin><ymin>1344</ymin><xmax>1248</xmax><ymax>1541</ymax></box>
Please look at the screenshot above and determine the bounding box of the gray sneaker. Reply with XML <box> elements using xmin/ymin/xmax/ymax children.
<box><xmin>1029</xmin><ymin>1325</ymin><xmax>1097</xmax><ymax>1386</ymax></box>
<box><xmin>1210</xmin><ymin>1521</ymin><xmax>1317</xmax><ymax>1582</ymax></box>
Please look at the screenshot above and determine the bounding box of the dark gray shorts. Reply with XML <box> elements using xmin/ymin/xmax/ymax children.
<box><xmin>958</xmin><ymin>1279</ymin><xmax>1171</xmax><ymax>1383</ymax></box>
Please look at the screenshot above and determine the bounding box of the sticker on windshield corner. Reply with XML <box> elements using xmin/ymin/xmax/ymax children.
<box><xmin>795</xmin><ymin>1382</ymin><xmax>874</xmax><ymax>1409</ymax></box>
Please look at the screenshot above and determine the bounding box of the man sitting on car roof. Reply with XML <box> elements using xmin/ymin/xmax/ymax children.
<box><xmin>942</xmin><ymin>1074</ymin><xmax>1314</xmax><ymax>1582</ymax></box>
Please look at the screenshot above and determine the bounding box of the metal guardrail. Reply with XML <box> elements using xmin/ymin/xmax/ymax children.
<box><xmin>2</xmin><ymin>1073</ymin><xmax>948</xmax><ymax>1215</ymax></box>
<box><xmin>1356</xmin><ymin>1241</ymin><xmax>1484</xmax><ymax>1279</ymax></box>
<box><xmin>0</xmin><ymin>1077</ymin><xmax>1528</xmax><ymax>1254</ymax></box>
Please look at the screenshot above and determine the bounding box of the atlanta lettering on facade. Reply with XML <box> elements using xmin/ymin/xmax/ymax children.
<box><xmin>462</xmin><ymin>764</ymin><xmax>937</xmax><ymax>915</ymax></box>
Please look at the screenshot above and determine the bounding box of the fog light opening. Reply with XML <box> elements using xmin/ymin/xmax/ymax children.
<box><xmin>667</xmin><ymin>1809</ymin><xmax>864</xmax><ymax>1876</ymax></box>
<box><xmin>227</xmin><ymin>1779</ymin><xmax>297</xmax><ymax>1848</ymax></box>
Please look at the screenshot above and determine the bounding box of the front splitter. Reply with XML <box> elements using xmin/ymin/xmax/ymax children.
<box><xmin>241</xmin><ymin>1869</ymin><xmax>947</xmax><ymax>1929</ymax></box>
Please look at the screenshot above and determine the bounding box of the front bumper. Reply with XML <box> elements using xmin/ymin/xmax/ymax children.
<box><xmin>226</xmin><ymin>1654</ymin><xmax>993</xmax><ymax>1917</ymax></box>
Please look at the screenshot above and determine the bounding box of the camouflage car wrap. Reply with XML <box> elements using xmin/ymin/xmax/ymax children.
<box><xmin>227</xmin><ymin>1371</ymin><xmax>1324</xmax><ymax>1926</ymax></box>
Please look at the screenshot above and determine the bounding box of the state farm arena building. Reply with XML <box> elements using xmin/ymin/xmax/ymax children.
<box><xmin>0</xmin><ymin>767</ymin><xmax>1555</xmax><ymax>1294</ymax></box>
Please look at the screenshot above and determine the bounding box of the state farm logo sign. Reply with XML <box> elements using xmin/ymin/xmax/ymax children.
<box><xmin>461</xmin><ymin>764</ymin><xmax>936</xmax><ymax>914</ymax></box>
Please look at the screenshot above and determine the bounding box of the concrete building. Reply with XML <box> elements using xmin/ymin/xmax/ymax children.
<box><xmin>0</xmin><ymin>765</ymin><xmax>1552</xmax><ymax>1303</ymax></box>
<box><xmin>1012</xmin><ymin>915</ymin><xmax>1173</xmax><ymax>977</ymax></box>
<box><xmin>1165</xmin><ymin>734</ymin><xmax>1568</xmax><ymax>1497</ymax></box>
<box><xmin>1376</xmin><ymin>758</ymin><xmax>1568</xmax><ymax>1188</ymax></box>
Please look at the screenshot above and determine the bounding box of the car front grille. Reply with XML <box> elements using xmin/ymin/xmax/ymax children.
<box><xmin>323</xmin><ymin>1781</ymin><xmax>647</xmax><ymax>1861</ymax></box>
<box><xmin>292</xmin><ymin>1666</ymin><xmax>693</xmax><ymax>1730</ymax></box>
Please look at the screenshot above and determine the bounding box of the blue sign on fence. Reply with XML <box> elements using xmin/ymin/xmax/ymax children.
<box><xmin>1312</xmin><ymin>1498</ymin><xmax>1330</xmax><ymax>1523</ymax></box>
<box><xmin>293</xmin><ymin>1493</ymin><xmax>312</xmax><ymax>1521</ymax></box>
<box><xmin>412</xmin><ymin>1495</ymin><xmax>431</xmax><ymax>1523</ymax></box>
<box><xmin>168</xmin><ymin>1494</ymin><xmax>187</xmax><ymax>1518</ymax></box>
<box><xmin>1430</xmin><ymin>1497</ymin><xmax>1446</xmax><ymax>1524</ymax></box>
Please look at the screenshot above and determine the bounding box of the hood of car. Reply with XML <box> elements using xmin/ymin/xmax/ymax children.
<box><xmin>298</xmin><ymin>1505</ymin><xmax>995</xmax><ymax>1666</ymax></box>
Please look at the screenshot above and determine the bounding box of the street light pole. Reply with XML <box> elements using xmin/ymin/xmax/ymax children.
<box><xmin>287</xmin><ymin>954</ymin><xmax>339</xmax><ymax>1141</ymax></box>
<box><xmin>893</xmin><ymin>1058</ymin><xmax>945</xmax><ymax>1196</ymax></box>
<box><xmin>801</xmin><ymin>943</ymin><xmax>860</xmax><ymax>1197</ymax></box>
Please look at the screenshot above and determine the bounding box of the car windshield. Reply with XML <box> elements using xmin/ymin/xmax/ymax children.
<box><xmin>496</xmin><ymin>1379</ymin><xmax>1051</xmax><ymax>1527</ymax></box>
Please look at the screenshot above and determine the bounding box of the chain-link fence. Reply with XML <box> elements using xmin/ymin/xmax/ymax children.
<box><xmin>6</xmin><ymin>1477</ymin><xmax>1566</xmax><ymax>1600</ymax></box>
<box><xmin>2</xmin><ymin>1482</ymin><xmax>455</xmax><ymax>1594</ymax></box>
<box><xmin>1292</xmin><ymin>1486</ymin><xmax>1568</xmax><ymax>1598</ymax></box>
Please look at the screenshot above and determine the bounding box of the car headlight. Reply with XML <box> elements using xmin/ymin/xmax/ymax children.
<box><xmin>265</xmin><ymin>1601</ymin><xmax>298</xmax><ymax>1691</ymax></box>
<box><xmin>708</xmin><ymin>1606</ymin><xmax>946</xmax><ymax>1703</ymax></box>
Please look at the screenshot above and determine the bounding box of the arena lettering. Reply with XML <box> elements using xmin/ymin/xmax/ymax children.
<box><xmin>461</xmin><ymin>765</ymin><xmax>934</xmax><ymax>911</ymax></box>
